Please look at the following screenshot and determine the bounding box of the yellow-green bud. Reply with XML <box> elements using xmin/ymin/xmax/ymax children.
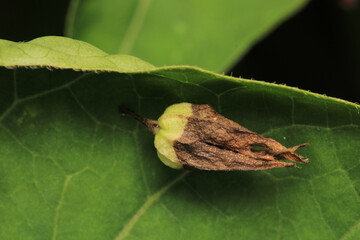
<box><xmin>154</xmin><ymin>103</ymin><xmax>193</xmax><ymax>169</ymax></box>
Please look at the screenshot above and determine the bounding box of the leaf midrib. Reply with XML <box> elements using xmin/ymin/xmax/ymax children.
<box><xmin>115</xmin><ymin>171</ymin><xmax>189</xmax><ymax>240</ymax></box>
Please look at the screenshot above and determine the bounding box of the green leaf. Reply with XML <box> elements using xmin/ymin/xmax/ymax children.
<box><xmin>65</xmin><ymin>0</ymin><xmax>309</xmax><ymax>72</ymax></box>
<box><xmin>1</xmin><ymin>36</ymin><xmax>359</xmax><ymax>240</ymax></box>
<box><xmin>0</xmin><ymin>37</ymin><xmax>154</xmax><ymax>71</ymax></box>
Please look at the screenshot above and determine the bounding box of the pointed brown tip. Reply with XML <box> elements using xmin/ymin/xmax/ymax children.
<box><xmin>278</xmin><ymin>142</ymin><xmax>309</xmax><ymax>164</ymax></box>
<box><xmin>288</xmin><ymin>143</ymin><xmax>310</xmax><ymax>152</ymax></box>
<box><xmin>302</xmin><ymin>158</ymin><xmax>309</xmax><ymax>163</ymax></box>
<box><xmin>281</xmin><ymin>152</ymin><xmax>307</xmax><ymax>163</ymax></box>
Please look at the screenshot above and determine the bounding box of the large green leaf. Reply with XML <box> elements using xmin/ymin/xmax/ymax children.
<box><xmin>1</xmin><ymin>37</ymin><xmax>359</xmax><ymax>240</ymax></box>
<box><xmin>65</xmin><ymin>0</ymin><xmax>309</xmax><ymax>72</ymax></box>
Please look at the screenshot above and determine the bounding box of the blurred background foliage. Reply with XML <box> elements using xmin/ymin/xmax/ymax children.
<box><xmin>1</xmin><ymin>0</ymin><xmax>359</xmax><ymax>103</ymax></box>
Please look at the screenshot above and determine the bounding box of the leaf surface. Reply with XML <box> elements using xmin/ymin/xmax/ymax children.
<box><xmin>65</xmin><ymin>0</ymin><xmax>308</xmax><ymax>72</ymax></box>
<box><xmin>0</xmin><ymin>37</ymin><xmax>359</xmax><ymax>240</ymax></box>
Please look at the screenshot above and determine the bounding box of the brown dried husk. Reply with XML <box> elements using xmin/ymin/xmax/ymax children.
<box><xmin>174</xmin><ymin>105</ymin><xmax>308</xmax><ymax>171</ymax></box>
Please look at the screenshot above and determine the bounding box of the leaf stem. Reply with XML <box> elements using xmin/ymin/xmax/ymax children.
<box><xmin>118</xmin><ymin>105</ymin><xmax>159</xmax><ymax>134</ymax></box>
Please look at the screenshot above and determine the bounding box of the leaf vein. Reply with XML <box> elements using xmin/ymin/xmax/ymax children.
<box><xmin>18</xmin><ymin>72</ymin><xmax>92</xmax><ymax>103</ymax></box>
<box><xmin>68</xmin><ymin>87</ymin><xmax>99</xmax><ymax>123</ymax></box>
<box><xmin>52</xmin><ymin>168</ymin><xmax>89</xmax><ymax>240</ymax></box>
<box><xmin>327</xmin><ymin>129</ymin><xmax>360</xmax><ymax>201</ymax></box>
<box><xmin>160</xmin><ymin>203</ymin><xmax>185</xmax><ymax>233</ymax></box>
<box><xmin>309</xmin><ymin>179</ymin><xmax>337</xmax><ymax>239</ymax></box>
<box><xmin>0</xmin><ymin>124</ymin><xmax>37</xmax><ymax>155</ymax></box>
<box><xmin>8</xmin><ymin>194</ymin><xmax>34</xmax><ymax>230</ymax></box>
<box><xmin>183</xmin><ymin>180</ymin><xmax>228</xmax><ymax>217</ymax></box>
<box><xmin>52</xmin><ymin>175</ymin><xmax>71</xmax><ymax>240</ymax></box>
<box><xmin>114</xmin><ymin>171</ymin><xmax>189</xmax><ymax>240</ymax></box>
<box><xmin>341</xmin><ymin>220</ymin><xmax>360</xmax><ymax>240</ymax></box>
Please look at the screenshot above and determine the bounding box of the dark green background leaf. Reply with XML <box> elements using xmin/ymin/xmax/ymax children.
<box><xmin>65</xmin><ymin>0</ymin><xmax>308</xmax><ymax>72</ymax></box>
<box><xmin>1</xmin><ymin>37</ymin><xmax>359</xmax><ymax>239</ymax></box>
